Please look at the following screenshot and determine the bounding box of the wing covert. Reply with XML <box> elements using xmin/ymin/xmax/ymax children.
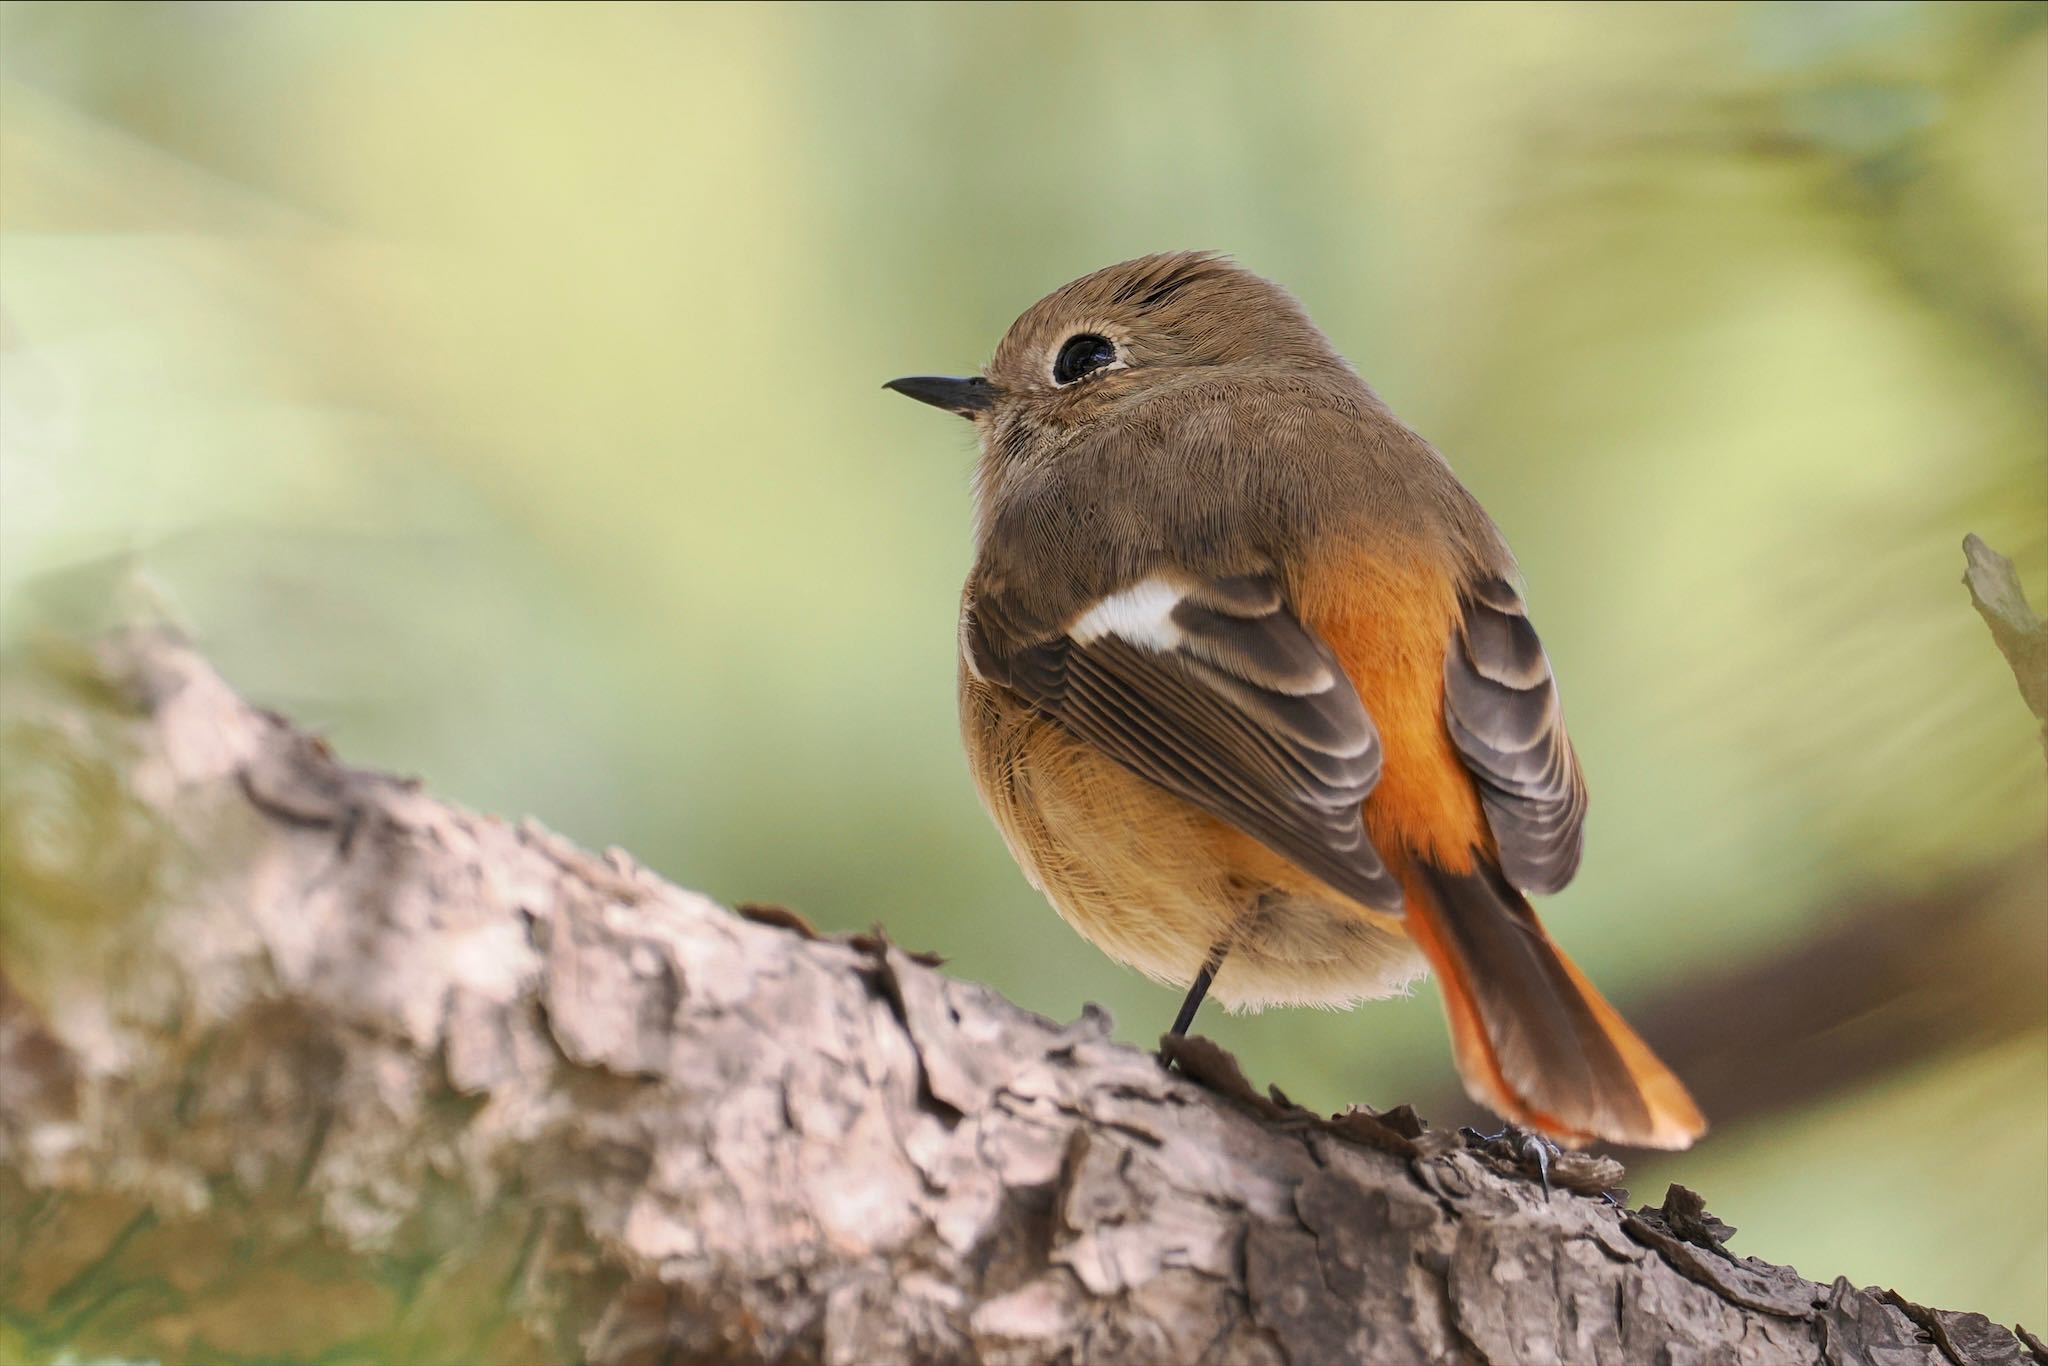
<box><xmin>1442</xmin><ymin>576</ymin><xmax>1588</xmax><ymax>895</ymax></box>
<box><xmin>967</xmin><ymin>572</ymin><xmax>1404</xmax><ymax>914</ymax></box>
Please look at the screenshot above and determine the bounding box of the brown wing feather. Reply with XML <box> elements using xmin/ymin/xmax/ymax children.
<box><xmin>967</xmin><ymin>573</ymin><xmax>1405</xmax><ymax>914</ymax></box>
<box><xmin>1442</xmin><ymin>576</ymin><xmax>1588</xmax><ymax>895</ymax></box>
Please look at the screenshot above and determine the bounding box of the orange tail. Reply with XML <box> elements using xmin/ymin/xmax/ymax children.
<box><xmin>1404</xmin><ymin>858</ymin><xmax>1705</xmax><ymax>1149</ymax></box>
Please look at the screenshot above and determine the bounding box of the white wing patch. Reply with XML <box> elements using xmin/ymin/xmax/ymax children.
<box><xmin>1069</xmin><ymin>577</ymin><xmax>1185</xmax><ymax>651</ymax></box>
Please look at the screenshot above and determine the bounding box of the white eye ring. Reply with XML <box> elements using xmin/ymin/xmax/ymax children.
<box><xmin>1050</xmin><ymin>333</ymin><xmax>1127</xmax><ymax>386</ymax></box>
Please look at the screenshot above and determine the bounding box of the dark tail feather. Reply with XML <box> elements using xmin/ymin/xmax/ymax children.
<box><xmin>1406</xmin><ymin>857</ymin><xmax>1705</xmax><ymax>1149</ymax></box>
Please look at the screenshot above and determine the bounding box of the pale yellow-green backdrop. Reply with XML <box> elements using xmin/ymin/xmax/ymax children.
<box><xmin>2</xmin><ymin>0</ymin><xmax>2044</xmax><ymax>1332</ymax></box>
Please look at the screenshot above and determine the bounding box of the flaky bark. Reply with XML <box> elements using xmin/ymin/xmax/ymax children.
<box><xmin>0</xmin><ymin>625</ymin><xmax>2038</xmax><ymax>1365</ymax></box>
<box><xmin>1964</xmin><ymin>534</ymin><xmax>2048</xmax><ymax>765</ymax></box>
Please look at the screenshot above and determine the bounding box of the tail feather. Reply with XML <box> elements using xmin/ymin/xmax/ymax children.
<box><xmin>1407</xmin><ymin>858</ymin><xmax>1705</xmax><ymax>1150</ymax></box>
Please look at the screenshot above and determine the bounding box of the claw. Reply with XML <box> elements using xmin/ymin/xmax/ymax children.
<box><xmin>1461</xmin><ymin>1124</ymin><xmax>1562</xmax><ymax>1201</ymax></box>
<box><xmin>1521</xmin><ymin>1133</ymin><xmax>1554</xmax><ymax>1201</ymax></box>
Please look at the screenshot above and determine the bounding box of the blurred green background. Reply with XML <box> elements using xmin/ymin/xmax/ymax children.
<box><xmin>2</xmin><ymin>0</ymin><xmax>2043</xmax><ymax>1334</ymax></box>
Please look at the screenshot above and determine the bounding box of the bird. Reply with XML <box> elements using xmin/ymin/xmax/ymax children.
<box><xmin>885</xmin><ymin>252</ymin><xmax>1704</xmax><ymax>1149</ymax></box>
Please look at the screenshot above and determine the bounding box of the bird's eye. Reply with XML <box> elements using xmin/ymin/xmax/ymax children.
<box><xmin>1052</xmin><ymin>333</ymin><xmax>1120</xmax><ymax>386</ymax></box>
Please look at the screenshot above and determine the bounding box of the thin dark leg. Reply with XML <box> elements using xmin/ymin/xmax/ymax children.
<box><xmin>1168</xmin><ymin>943</ymin><xmax>1229</xmax><ymax>1039</ymax></box>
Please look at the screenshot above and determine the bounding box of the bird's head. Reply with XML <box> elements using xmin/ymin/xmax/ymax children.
<box><xmin>884</xmin><ymin>252</ymin><xmax>1347</xmax><ymax>436</ymax></box>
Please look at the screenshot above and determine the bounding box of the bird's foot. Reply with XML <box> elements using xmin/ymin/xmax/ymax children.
<box><xmin>1459</xmin><ymin>1124</ymin><xmax>1563</xmax><ymax>1201</ymax></box>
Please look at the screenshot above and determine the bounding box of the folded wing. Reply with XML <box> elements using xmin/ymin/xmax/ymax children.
<box><xmin>1442</xmin><ymin>576</ymin><xmax>1588</xmax><ymax>895</ymax></box>
<box><xmin>966</xmin><ymin>571</ymin><xmax>1403</xmax><ymax>914</ymax></box>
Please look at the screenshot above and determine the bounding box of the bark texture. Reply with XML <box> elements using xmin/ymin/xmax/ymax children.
<box><xmin>0</xmin><ymin>625</ymin><xmax>2039</xmax><ymax>1365</ymax></box>
<box><xmin>1963</xmin><ymin>533</ymin><xmax>2048</xmax><ymax>764</ymax></box>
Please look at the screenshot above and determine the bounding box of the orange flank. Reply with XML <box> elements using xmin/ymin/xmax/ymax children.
<box><xmin>1298</xmin><ymin>542</ymin><xmax>1487</xmax><ymax>873</ymax></box>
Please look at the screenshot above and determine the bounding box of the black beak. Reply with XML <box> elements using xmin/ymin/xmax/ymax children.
<box><xmin>883</xmin><ymin>374</ymin><xmax>997</xmax><ymax>418</ymax></box>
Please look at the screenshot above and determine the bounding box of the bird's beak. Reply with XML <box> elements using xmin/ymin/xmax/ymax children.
<box><xmin>883</xmin><ymin>374</ymin><xmax>997</xmax><ymax>418</ymax></box>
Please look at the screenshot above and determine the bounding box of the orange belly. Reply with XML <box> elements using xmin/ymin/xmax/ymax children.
<box><xmin>960</xmin><ymin>667</ymin><xmax>1424</xmax><ymax>1011</ymax></box>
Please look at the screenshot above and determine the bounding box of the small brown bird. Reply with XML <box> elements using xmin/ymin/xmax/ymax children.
<box><xmin>887</xmin><ymin>253</ymin><xmax>1704</xmax><ymax>1149</ymax></box>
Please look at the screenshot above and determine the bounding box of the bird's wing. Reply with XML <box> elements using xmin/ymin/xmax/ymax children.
<box><xmin>1442</xmin><ymin>576</ymin><xmax>1588</xmax><ymax>894</ymax></box>
<box><xmin>966</xmin><ymin>570</ymin><xmax>1404</xmax><ymax>914</ymax></box>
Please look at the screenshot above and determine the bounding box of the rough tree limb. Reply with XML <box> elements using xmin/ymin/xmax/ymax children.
<box><xmin>0</xmin><ymin>626</ymin><xmax>2038</xmax><ymax>1366</ymax></box>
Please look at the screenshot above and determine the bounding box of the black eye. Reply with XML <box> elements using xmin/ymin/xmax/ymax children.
<box><xmin>1052</xmin><ymin>333</ymin><xmax>1119</xmax><ymax>385</ymax></box>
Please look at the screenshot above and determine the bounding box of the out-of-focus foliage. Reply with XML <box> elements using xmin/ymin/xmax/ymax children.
<box><xmin>1</xmin><ymin>0</ymin><xmax>2042</xmax><ymax>1331</ymax></box>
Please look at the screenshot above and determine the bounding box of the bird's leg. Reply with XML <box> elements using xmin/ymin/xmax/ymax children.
<box><xmin>1524</xmin><ymin>1134</ymin><xmax>1555</xmax><ymax>1202</ymax></box>
<box><xmin>1168</xmin><ymin>942</ymin><xmax>1230</xmax><ymax>1039</ymax></box>
<box><xmin>1459</xmin><ymin>1124</ymin><xmax>1562</xmax><ymax>1201</ymax></box>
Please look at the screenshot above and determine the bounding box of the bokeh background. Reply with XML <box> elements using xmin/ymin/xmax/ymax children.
<box><xmin>2</xmin><ymin>0</ymin><xmax>2043</xmax><ymax>1338</ymax></box>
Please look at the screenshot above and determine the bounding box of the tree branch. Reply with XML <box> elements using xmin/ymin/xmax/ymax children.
<box><xmin>0</xmin><ymin>627</ymin><xmax>2037</xmax><ymax>1364</ymax></box>
<box><xmin>1964</xmin><ymin>533</ymin><xmax>2048</xmax><ymax>764</ymax></box>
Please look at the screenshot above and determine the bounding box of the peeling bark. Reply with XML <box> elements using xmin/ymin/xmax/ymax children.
<box><xmin>0</xmin><ymin>628</ymin><xmax>2038</xmax><ymax>1365</ymax></box>
<box><xmin>1964</xmin><ymin>533</ymin><xmax>2048</xmax><ymax>764</ymax></box>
